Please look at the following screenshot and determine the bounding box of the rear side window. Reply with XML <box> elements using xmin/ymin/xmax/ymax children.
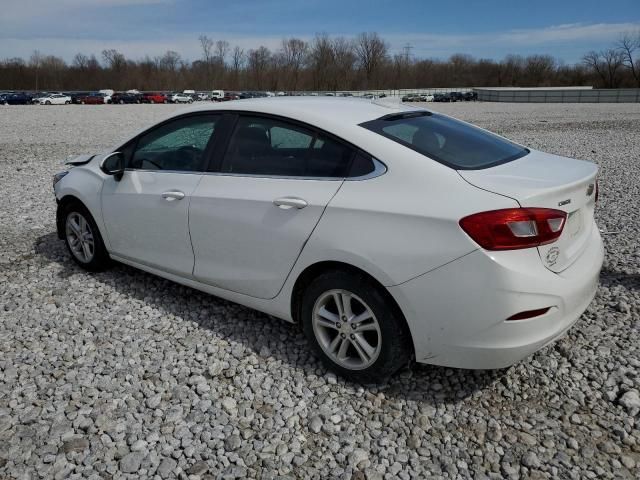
<box><xmin>222</xmin><ymin>116</ymin><xmax>355</xmax><ymax>178</ymax></box>
<box><xmin>360</xmin><ymin>112</ymin><xmax>528</xmax><ymax>170</ymax></box>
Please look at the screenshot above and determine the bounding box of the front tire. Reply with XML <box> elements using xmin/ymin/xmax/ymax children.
<box><xmin>62</xmin><ymin>202</ymin><xmax>110</xmax><ymax>272</ymax></box>
<box><xmin>301</xmin><ymin>270</ymin><xmax>411</xmax><ymax>383</ymax></box>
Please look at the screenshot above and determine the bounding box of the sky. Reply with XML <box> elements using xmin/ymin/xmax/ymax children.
<box><xmin>1</xmin><ymin>0</ymin><xmax>639</xmax><ymax>64</ymax></box>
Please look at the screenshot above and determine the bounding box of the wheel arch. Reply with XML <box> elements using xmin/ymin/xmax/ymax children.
<box><xmin>290</xmin><ymin>260</ymin><xmax>415</xmax><ymax>356</ymax></box>
<box><xmin>56</xmin><ymin>195</ymin><xmax>87</xmax><ymax>239</ymax></box>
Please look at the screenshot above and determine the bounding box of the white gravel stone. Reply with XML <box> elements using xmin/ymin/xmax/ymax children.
<box><xmin>0</xmin><ymin>103</ymin><xmax>638</xmax><ymax>479</ymax></box>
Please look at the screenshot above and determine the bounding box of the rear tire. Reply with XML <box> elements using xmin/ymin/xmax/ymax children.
<box><xmin>62</xmin><ymin>202</ymin><xmax>110</xmax><ymax>272</ymax></box>
<box><xmin>301</xmin><ymin>270</ymin><xmax>411</xmax><ymax>383</ymax></box>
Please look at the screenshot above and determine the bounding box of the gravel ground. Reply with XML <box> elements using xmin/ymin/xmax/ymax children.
<box><xmin>0</xmin><ymin>102</ymin><xmax>639</xmax><ymax>479</ymax></box>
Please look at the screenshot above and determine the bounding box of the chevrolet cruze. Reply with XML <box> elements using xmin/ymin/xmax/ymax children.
<box><xmin>53</xmin><ymin>97</ymin><xmax>604</xmax><ymax>382</ymax></box>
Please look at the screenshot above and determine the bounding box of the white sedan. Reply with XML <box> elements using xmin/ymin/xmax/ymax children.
<box><xmin>52</xmin><ymin>97</ymin><xmax>603</xmax><ymax>382</ymax></box>
<box><xmin>170</xmin><ymin>93</ymin><xmax>194</xmax><ymax>104</ymax></box>
<box><xmin>35</xmin><ymin>93</ymin><xmax>71</xmax><ymax>105</ymax></box>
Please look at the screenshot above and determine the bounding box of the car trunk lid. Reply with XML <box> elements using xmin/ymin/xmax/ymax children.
<box><xmin>458</xmin><ymin>149</ymin><xmax>598</xmax><ymax>272</ymax></box>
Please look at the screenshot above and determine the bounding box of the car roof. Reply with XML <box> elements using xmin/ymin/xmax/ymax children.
<box><xmin>177</xmin><ymin>97</ymin><xmax>424</xmax><ymax>130</ymax></box>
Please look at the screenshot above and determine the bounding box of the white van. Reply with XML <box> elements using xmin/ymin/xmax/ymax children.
<box><xmin>210</xmin><ymin>90</ymin><xmax>224</xmax><ymax>101</ymax></box>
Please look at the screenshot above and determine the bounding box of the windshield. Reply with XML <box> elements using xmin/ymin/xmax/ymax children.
<box><xmin>360</xmin><ymin>111</ymin><xmax>528</xmax><ymax>170</ymax></box>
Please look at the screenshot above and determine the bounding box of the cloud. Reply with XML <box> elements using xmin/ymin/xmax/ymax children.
<box><xmin>0</xmin><ymin>34</ymin><xmax>291</xmax><ymax>63</ymax></box>
<box><xmin>1</xmin><ymin>21</ymin><xmax>638</xmax><ymax>63</ymax></box>
<box><xmin>383</xmin><ymin>22</ymin><xmax>640</xmax><ymax>60</ymax></box>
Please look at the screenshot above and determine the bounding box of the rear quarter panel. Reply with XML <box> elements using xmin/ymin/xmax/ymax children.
<box><xmin>293</xmin><ymin>143</ymin><xmax>519</xmax><ymax>287</ymax></box>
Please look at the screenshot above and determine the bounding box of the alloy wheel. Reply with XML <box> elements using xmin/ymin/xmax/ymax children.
<box><xmin>65</xmin><ymin>212</ymin><xmax>95</xmax><ymax>263</ymax></box>
<box><xmin>312</xmin><ymin>289</ymin><xmax>382</xmax><ymax>370</ymax></box>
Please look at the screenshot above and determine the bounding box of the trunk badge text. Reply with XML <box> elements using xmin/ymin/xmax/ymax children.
<box><xmin>558</xmin><ymin>199</ymin><xmax>571</xmax><ymax>207</ymax></box>
<box><xmin>586</xmin><ymin>184</ymin><xmax>595</xmax><ymax>196</ymax></box>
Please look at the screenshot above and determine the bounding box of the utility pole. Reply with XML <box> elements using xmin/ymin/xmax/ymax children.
<box><xmin>402</xmin><ymin>43</ymin><xmax>413</xmax><ymax>64</ymax></box>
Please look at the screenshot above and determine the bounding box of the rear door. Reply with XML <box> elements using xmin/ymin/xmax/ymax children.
<box><xmin>189</xmin><ymin>114</ymin><xmax>355</xmax><ymax>299</ymax></box>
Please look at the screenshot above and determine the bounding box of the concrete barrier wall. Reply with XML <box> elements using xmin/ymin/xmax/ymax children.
<box><xmin>474</xmin><ymin>88</ymin><xmax>640</xmax><ymax>103</ymax></box>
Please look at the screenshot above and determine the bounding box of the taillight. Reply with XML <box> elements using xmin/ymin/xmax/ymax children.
<box><xmin>459</xmin><ymin>208</ymin><xmax>567</xmax><ymax>251</ymax></box>
<box><xmin>595</xmin><ymin>180</ymin><xmax>599</xmax><ymax>203</ymax></box>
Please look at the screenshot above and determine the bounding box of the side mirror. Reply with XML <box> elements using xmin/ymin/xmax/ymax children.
<box><xmin>100</xmin><ymin>151</ymin><xmax>125</xmax><ymax>180</ymax></box>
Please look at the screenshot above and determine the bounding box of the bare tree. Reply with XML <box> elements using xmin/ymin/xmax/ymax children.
<box><xmin>523</xmin><ymin>54</ymin><xmax>556</xmax><ymax>86</ymax></box>
<box><xmin>159</xmin><ymin>50</ymin><xmax>181</xmax><ymax>71</ymax></box>
<box><xmin>198</xmin><ymin>35</ymin><xmax>214</xmax><ymax>85</ymax></box>
<box><xmin>72</xmin><ymin>53</ymin><xmax>89</xmax><ymax>70</ymax></box>
<box><xmin>29</xmin><ymin>50</ymin><xmax>41</xmax><ymax>90</ymax></box>
<box><xmin>331</xmin><ymin>37</ymin><xmax>356</xmax><ymax>91</ymax></box>
<box><xmin>247</xmin><ymin>46</ymin><xmax>271</xmax><ymax>89</ymax></box>
<box><xmin>231</xmin><ymin>46</ymin><xmax>245</xmax><ymax>86</ymax></box>
<box><xmin>583</xmin><ymin>49</ymin><xmax>625</xmax><ymax>88</ymax></box>
<box><xmin>354</xmin><ymin>32</ymin><xmax>388</xmax><ymax>88</ymax></box>
<box><xmin>309</xmin><ymin>33</ymin><xmax>333</xmax><ymax>90</ymax></box>
<box><xmin>280</xmin><ymin>38</ymin><xmax>308</xmax><ymax>90</ymax></box>
<box><xmin>3</xmin><ymin>31</ymin><xmax>640</xmax><ymax>91</ymax></box>
<box><xmin>617</xmin><ymin>31</ymin><xmax>640</xmax><ymax>87</ymax></box>
<box><xmin>199</xmin><ymin>35</ymin><xmax>214</xmax><ymax>64</ymax></box>
<box><xmin>101</xmin><ymin>49</ymin><xmax>126</xmax><ymax>70</ymax></box>
<box><xmin>215</xmin><ymin>40</ymin><xmax>230</xmax><ymax>65</ymax></box>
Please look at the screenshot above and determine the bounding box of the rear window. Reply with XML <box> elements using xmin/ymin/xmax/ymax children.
<box><xmin>360</xmin><ymin>112</ymin><xmax>528</xmax><ymax>170</ymax></box>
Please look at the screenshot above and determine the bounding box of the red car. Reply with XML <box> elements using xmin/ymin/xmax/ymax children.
<box><xmin>142</xmin><ymin>92</ymin><xmax>168</xmax><ymax>104</ymax></box>
<box><xmin>221</xmin><ymin>92</ymin><xmax>240</xmax><ymax>101</ymax></box>
<box><xmin>77</xmin><ymin>93</ymin><xmax>106</xmax><ymax>105</ymax></box>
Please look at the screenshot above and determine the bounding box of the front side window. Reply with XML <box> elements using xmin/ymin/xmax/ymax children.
<box><xmin>360</xmin><ymin>111</ymin><xmax>528</xmax><ymax>170</ymax></box>
<box><xmin>129</xmin><ymin>115</ymin><xmax>219</xmax><ymax>171</ymax></box>
<box><xmin>222</xmin><ymin>116</ymin><xmax>354</xmax><ymax>178</ymax></box>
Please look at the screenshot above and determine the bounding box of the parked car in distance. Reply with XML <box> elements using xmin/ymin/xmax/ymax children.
<box><xmin>34</xmin><ymin>93</ymin><xmax>72</xmax><ymax>105</ymax></box>
<box><xmin>68</xmin><ymin>92</ymin><xmax>91</xmax><ymax>104</ymax></box>
<box><xmin>170</xmin><ymin>92</ymin><xmax>194</xmax><ymax>103</ymax></box>
<box><xmin>449</xmin><ymin>92</ymin><xmax>465</xmax><ymax>102</ymax></box>
<box><xmin>98</xmin><ymin>89</ymin><xmax>114</xmax><ymax>103</ymax></box>
<box><xmin>77</xmin><ymin>93</ymin><xmax>106</xmax><ymax>105</ymax></box>
<box><xmin>464</xmin><ymin>91</ymin><xmax>478</xmax><ymax>101</ymax></box>
<box><xmin>210</xmin><ymin>90</ymin><xmax>225</xmax><ymax>101</ymax></box>
<box><xmin>402</xmin><ymin>94</ymin><xmax>423</xmax><ymax>102</ymax></box>
<box><xmin>141</xmin><ymin>92</ymin><xmax>168</xmax><ymax>104</ymax></box>
<box><xmin>1</xmin><ymin>92</ymin><xmax>31</xmax><ymax>105</ymax></box>
<box><xmin>433</xmin><ymin>93</ymin><xmax>453</xmax><ymax>102</ymax></box>
<box><xmin>221</xmin><ymin>92</ymin><xmax>240</xmax><ymax>101</ymax></box>
<box><xmin>53</xmin><ymin>97</ymin><xmax>603</xmax><ymax>382</ymax></box>
<box><xmin>30</xmin><ymin>92</ymin><xmax>50</xmax><ymax>103</ymax></box>
<box><xmin>111</xmin><ymin>92</ymin><xmax>142</xmax><ymax>104</ymax></box>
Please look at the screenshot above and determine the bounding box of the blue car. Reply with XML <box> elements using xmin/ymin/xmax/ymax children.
<box><xmin>1</xmin><ymin>93</ymin><xmax>31</xmax><ymax>105</ymax></box>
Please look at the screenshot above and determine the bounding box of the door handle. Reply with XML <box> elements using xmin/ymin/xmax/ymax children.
<box><xmin>273</xmin><ymin>196</ymin><xmax>308</xmax><ymax>209</ymax></box>
<box><xmin>161</xmin><ymin>190</ymin><xmax>185</xmax><ymax>201</ymax></box>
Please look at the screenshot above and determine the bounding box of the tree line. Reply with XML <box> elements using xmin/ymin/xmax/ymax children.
<box><xmin>1</xmin><ymin>31</ymin><xmax>639</xmax><ymax>92</ymax></box>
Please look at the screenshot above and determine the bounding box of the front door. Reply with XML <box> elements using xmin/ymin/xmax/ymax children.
<box><xmin>101</xmin><ymin>114</ymin><xmax>220</xmax><ymax>276</ymax></box>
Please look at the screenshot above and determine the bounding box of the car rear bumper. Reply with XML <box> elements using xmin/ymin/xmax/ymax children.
<box><xmin>388</xmin><ymin>223</ymin><xmax>604</xmax><ymax>369</ymax></box>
